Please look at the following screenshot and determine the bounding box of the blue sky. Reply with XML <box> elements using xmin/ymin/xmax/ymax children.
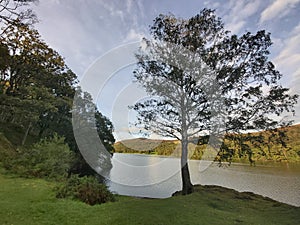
<box><xmin>32</xmin><ymin>0</ymin><xmax>300</xmax><ymax>140</ymax></box>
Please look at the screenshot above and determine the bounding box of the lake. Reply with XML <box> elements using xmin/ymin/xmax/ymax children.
<box><xmin>107</xmin><ymin>153</ymin><xmax>300</xmax><ymax>206</ymax></box>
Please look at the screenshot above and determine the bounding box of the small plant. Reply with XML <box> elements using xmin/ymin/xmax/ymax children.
<box><xmin>56</xmin><ymin>175</ymin><xmax>115</xmax><ymax>205</ymax></box>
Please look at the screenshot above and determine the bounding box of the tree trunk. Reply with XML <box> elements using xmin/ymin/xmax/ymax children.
<box><xmin>181</xmin><ymin>138</ymin><xmax>194</xmax><ymax>195</ymax></box>
<box><xmin>22</xmin><ymin>121</ymin><xmax>32</xmax><ymax>146</ymax></box>
<box><xmin>180</xmin><ymin>93</ymin><xmax>194</xmax><ymax>195</ymax></box>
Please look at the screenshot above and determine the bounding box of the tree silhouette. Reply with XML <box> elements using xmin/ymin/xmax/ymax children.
<box><xmin>132</xmin><ymin>9</ymin><xmax>298</xmax><ymax>195</ymax></box>
<box><xmin>0</xmin><ymin>0</ymin><xmax>37</xmax><ymax>35</ymax></box>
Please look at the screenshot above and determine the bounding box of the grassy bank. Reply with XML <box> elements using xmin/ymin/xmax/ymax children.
<box><xmin>0</xmin><ymin>170</ymin><xmax>299</xmax><ymax>225</ymax></box>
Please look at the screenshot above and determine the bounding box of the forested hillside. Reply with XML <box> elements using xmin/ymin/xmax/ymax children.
<box><xmin>114</xmin><ymin>124</ymin><xmax>300</xmax><ymax>163</ymax></box>
<box><xmin>0</xmin><ymin>3</ymin><xmax>115</xmax><ymax>177</ymax></box>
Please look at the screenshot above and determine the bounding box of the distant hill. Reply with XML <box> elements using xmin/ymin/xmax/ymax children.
<box><xmin>114</xmin><ymin>138</ymin><xmax>181</xmax><ymax>156</ymax></box>
<box><xmin>113</xmin><ymin>124</ymin><xmax>300</xmax><ymax>163</ymax></box>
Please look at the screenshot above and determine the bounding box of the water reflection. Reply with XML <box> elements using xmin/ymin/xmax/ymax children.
<box><xmin>107</xmin><ymin>153</ymin><xmax>300</xmax><ymax>206</ymax></box>
<box><xmin>108</xmin><ymin>153</ymin><xmax>182</xmax><ymax>186</ymax></box>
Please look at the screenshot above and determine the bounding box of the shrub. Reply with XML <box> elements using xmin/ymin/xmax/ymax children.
<box><xmin>56</xmin><ymin>175</ymin><xmax>115</xmax><ymax>205</ymax></box>
<box><xmin>0</xmin><ymin>132</ymin><xmax>17</xmax><ymax>170</ymax></box>
<box><xmin>14</xmin><ymin>134</ymin><xmax>74</xmax><ymax>180</ymax></box>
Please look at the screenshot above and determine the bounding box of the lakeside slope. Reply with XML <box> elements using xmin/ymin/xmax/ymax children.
<box><xmin>0</xmin><ymin>171</ymin><xmax>299</xmax><ymax>225</ymax></box>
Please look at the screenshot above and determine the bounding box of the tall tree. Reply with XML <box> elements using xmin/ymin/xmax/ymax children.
<box><xmin>0</xmin><ymin>1</ymin><xmax>115</xmax><ymax>177</ymax></box>
<box><xmin>132</xmin><ymin>9</ymin><xmax>298</xmax><ymax>195</ymax></box>
<box><xmin>72</xmin><ymin>87</ymin><xmax>115</xmax><ymax>176</ymax></box>
<box><xmin>0</xmin><ymin>23</ymin><xmax>77</xmax><ymax>145</ymax></box>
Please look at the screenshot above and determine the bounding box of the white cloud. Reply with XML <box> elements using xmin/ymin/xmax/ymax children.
<box><xmin>124</xmin><ymin>29</ymin><xmax>145</xmax><ymax>43</ymax></box>
<box><xmin>126</xmin><ymin>0</ymin><xmax>133</xmax><ymax>13</ymax></box>
<box><xmin>224</xmin><ymin>0</ymin><xmax>261</xmax><ymax>34</ymax></box>
<box><xmin>45</xmin><ymin>0</ymin><xmax>61</xmax><ymax>4</ymax></box>
<box><xmin>226</xmin><ymin>21</ymin><xmax>246</xmax><ymax>34</ymax></box>
<box><xmin>203</xmin><ymin>1</ymin><xmax>220</xmax><ymax>9</ymax></box>
<box><xmin>259</xmin><ymin>0</ymin><xmax>300</xmax><ymax>24</ymax></box>
<box><xmin>239</xmin><ymin>0</ymin><xmax>261</xmax><ymax>17</ymax></box>
<box><xmin>33</xmin><ymin>0</ymin><xmax>147</xmax><ymax>78</ymax></box>
<box><xmin>274</xmin><ymin>23</ymin><xmax>300</xmax><ymax>77</ymax></box>
<box><xmin>273</xmin><ymin>22</ymin><xmax>300</xmax><ymax>123</ymax></box>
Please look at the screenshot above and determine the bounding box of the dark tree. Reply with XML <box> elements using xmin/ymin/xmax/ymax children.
<box><xmin>132</xmin><ymin>9</ymin><xmax>298</xmax><ymax>195</ymax></box>
<box><xmin>0</xmin><ymin>23</ymin><xmax>77</xmax><ymax>145</ymax></box>
<box><xmin>0</xmin><ymin>1</ymin><xmax>37</xmax><ymax>22</ymax></box>
<box><xmin>71</xmin><ymin>87</ymin><xmax>115</xmax><ymax>176</ymax></box>
<box><xmin>0</xmin><ymin>0</ymin><xmax>37</xmax><ymax>35</ymax></box>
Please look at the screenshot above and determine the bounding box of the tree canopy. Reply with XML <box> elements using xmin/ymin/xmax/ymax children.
<box><xmin>133</xmin><ymin>9</ymin><xmax>298</xmax><ymax>194</ymax></box>
<box><xmin>0</xmin><ymin>0</ymin><xmax>115</xmax><ymax>176</ymax></box>
<box><xmin>0</xmin><ymin>0</ymin><xmax>37</xmax><ymax>26</ymax></box>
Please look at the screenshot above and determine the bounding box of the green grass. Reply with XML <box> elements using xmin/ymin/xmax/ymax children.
<box><xmin>0</xmin><ymin>170</ymin><xmax>299</xmax><ymax>225</ymax></box>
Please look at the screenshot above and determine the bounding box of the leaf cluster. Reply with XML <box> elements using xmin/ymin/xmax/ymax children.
<box><xmin>56</xmin><ymin>174</ymin><xmax>115</xmax><ymax>205</ymax></box>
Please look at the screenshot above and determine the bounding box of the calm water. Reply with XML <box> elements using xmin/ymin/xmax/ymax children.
<box><xmin>107</xmin><ymin>153</ymin><xmax>300</xmax><ymax>206</ymax></box>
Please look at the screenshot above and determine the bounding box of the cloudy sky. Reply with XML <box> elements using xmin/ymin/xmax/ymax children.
<box><xmin>32</xmin><ymin>0</ymin><xmax>300</xmax><ymax>140</ymax></box>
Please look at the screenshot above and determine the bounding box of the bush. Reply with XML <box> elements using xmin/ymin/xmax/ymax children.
<box><xmin>56</xmin><ymin>175</ymin><xmax>115</xmax><ymax>205</ymax></box>
<box><xmin>0</xmin><ymin>132</ymin><xmax>17</xmax><ymax>170</ymax></box>
<box><xmin>13</xmin><ymin>134</ymin><xmax>74</xmax><ymax>180</ymax></box>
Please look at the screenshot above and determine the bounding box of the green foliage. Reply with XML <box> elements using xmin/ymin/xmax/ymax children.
<box><xmin>0</xmin><ymin>18</ymin><xmax>115</xmax><ymax>176</ymax></box>
<box><xmin>12</xmin><ymin>134</ymin><xmax>74</xmax><ymax>180</ymax></box>
<box><xmin>56</xmin><ymin>175</ymin><xmax>115</xmax><ymax>205</ymax></box>
<box><xmin>95</xmin><ymin>111</ymin><xmax>115</xmax><ymax>153</ymax></box>
<box><xmin>0</xmin><ymin>23</ymin><xmax>77</xmax><ymax>146</ymax></box>
<box><xmin>72</xmin><ymin>88</ymin><xmax>115</xmax><ymax>152</ymax></box>
<box><xmin>0</xmin><ymin>132</ymin><xmax>17</xmax><ymax>169</ymax></box>
<box><xmin>114</xmin><ymin>124</ymin><xmax>300</xmax><ymax>163</ymax></box>
<box><xmin>0</xmin><ymin>122</ymin><xmax>39</xmax><ymax>147</ymax></box>
<box><xmin>71</xmin><ymin>88</ymin><xmax>115</xmax><ymax>176</ymax></box>
<box><xmin>113</xmin><ymin>138</ymin><xmax>177</xmax><ymax>154</ymax></box>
